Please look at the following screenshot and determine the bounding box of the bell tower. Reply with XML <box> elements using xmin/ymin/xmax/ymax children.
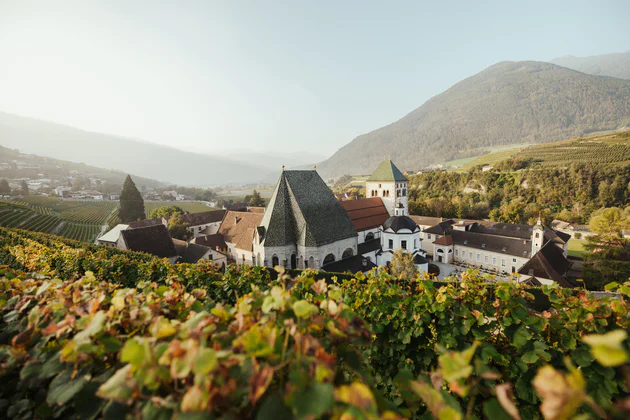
<box><xmin>365</xmin><ymin>159</ymin><xmax>408</xmax><ymax>216</ymax></box>
<box><xmin>531</xmin><ymin>217</ymin><xmax>544</xmax><ymax>256</ymax></box>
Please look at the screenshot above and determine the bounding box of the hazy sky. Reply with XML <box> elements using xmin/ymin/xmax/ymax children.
<box><xmin>0</xmin><ymin>1</ymin><xmax>628</xmax><ymax>157</ymax></box>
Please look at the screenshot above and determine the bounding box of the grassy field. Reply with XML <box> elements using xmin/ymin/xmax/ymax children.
<box><xmin>568</xmin><ymin>238</ymin><xmax>588</xmax><ymax>258</ymax></box>
<box><xmin>144</xmin><ymin>201</ymin><xmax>215</xmax><ymax>216</ymax></box>
<box><xmin>455</xmin><ymin>131</ymin><xmax>630</xmax><ymax>171</ymax></box>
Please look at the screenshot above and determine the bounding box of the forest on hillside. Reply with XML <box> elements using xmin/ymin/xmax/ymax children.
<box><xmin>408</xmin><ymin>163</ymin><xmax>630</xmax><ymax>225</ymax></box>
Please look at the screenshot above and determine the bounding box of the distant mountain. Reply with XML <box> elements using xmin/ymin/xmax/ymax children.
<box><xmin>0</xmin><ymin>112</ymin><xmax>270</xmax><ymax>186</ymax></box>
<box><xmin>317</xmin><ymin>61</ymin><xmax>630</xmax><ymax>177</ymax></box>
<box><xmin>552</xmin><ymin>51</ymin><xmax>630</xmax><ymax>80</ymax></box>
<box><xmin>220</xmin><ymin>150</ymin><xmax>327</xmax><ymax>172</ymax></box>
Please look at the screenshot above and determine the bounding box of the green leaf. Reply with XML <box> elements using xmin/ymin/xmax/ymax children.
<box><xmin>47</xmin><ymin>370</ymin><xmax>88</xmax><ymax>405</ymax></box>
<box><xmin>100</xmin><ymin>336</ymin><xmax>122</xmax><ymax>353</ymax></box>
<box><xmin>121</xmin><ymin>338</ymin><xmax>150</xmax><ymax>367</ymax></box>
<box><xmin>521</xmin><ymin>351</ymin><xmax>538</xmax><ymax>364</ymax></box>
<box><xmin>193</xmin><ymin>348</ymin><xmax>217</xmax><ymax>375</ymax></box>
<box><xmin>482</xmin><ymin>399</ymin><xmax>513</xmax><ymax>420</ymax></box>
<box><xmin>293</xmin><ymin>382</ymin><xmax>333</xmax><ymax>419</ymax></box>
<box><xmin>141</xmin><ymin>402</ymin><xmax>172</xmax><ymax>420</ymax></box>
<box><xmin>256</xmin><ymin>393</ymin><xmax>293</xmax><ymax>420</ymax></box>
<box><xmin>292</xmin><ymin>300</ymin><xmax>318</xmax><ymax>319</ymax></box>
<box><xmin>96</xmin><ymin>365</ymin><xmax>135</xmax><ymax>403</ymax></box>
<box><xmin>512</xmin><ymin>325</ymin><xmax>532</xmax><ymax>348</ymax></box>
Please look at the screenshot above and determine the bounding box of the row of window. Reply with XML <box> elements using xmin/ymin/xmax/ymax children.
<box><xmin>454</xmin><ymin>249</ymin><xmax>518</xmax><ymax>267</ymax></box>
<box><xmin>387</xmin><ymin>238</ymin><xmax>418</xmax><ymax>250</ymax></box>
<box><xmin>369</xmin><ymin>189</ymin><xmax>407</xmax><ymax>197</ymax></box>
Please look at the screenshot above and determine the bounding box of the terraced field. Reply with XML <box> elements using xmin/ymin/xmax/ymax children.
<box><xmin>457</xmin><ymin>130</ymin><xmax>630</xmax><ymax>170</ymax></box>
<box><xmin>0</xmin><ymin>197</ymin><xmax>215</xmax><ymax>242</ymax></box>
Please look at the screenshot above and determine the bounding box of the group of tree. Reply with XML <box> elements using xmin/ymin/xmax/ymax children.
<box><xmin>583</xmin><ymin>206</ymin><xmax>630</xmax><ymax>289</ymax></box>
<box><xmin>406</xmin><ymin>163</ymin><xmax>630</xmax><ymax>224</ymax></box>
<box><xmin>243</xmin><ymin>189</ymin><xmax>265</xmax><ymax>207</ymax></box>
<box><xmin>147</xmin><ymin>205</ymin><xmax>193</xmax><ymax>241</ymax></box>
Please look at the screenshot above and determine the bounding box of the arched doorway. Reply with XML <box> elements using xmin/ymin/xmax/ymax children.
<box><xmin>272</xmin><ymin>255</ymin><xmax>279</xmax><ymax>267</ymax></box>
<box><xmin>342</xmin><ymin>248</ymin><xmax>354</xmax><ymax>259</ymax></box>
<box><xmin>309</xmin><ymin>256</ymin><xmax>315</xmax><ymax>269</ymax></box>
<box><xmin>290</xmin><ymin>254</ymin><xmax>297</xmax><ymax>269</ymax></box>
<box><xmin>323</xmin><ymin>253</ymin><xmax>335</xmax><ymax>265</ymax></box>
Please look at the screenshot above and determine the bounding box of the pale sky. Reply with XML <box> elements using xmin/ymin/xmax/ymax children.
<box><xmin>0</xmin><ymin>0</ymin><xmax>628</xmax><ymax>157</ymax></box>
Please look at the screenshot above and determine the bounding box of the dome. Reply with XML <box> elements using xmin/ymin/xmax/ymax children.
<box><xmin>382</xmin><ymin>215</ymin><xmax>418</xmax><ymax>233</ymax></box>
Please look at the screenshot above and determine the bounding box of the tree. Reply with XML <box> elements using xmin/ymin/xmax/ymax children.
<box><xmin>118</xmin><ymin>175</ymin><xmax>146</xmax><ymax>223</ymax></box>
<box><xmin>0</xmin><ymin>179</ymin><xmax>10</xmax><ymax>194</ymax></box>
<box><xmin>148</xmin><ymin>206</ymin><xmax>184</xmax><ymax>219</ymax></box>
<box><xmin>248</xmin><ymin>190</ymin><xmax>265</xmax><ymax>207</ymax></box>
<box><xmin>20</xmin><ymin>180</ymin><xmax>28</xmax><ymax>194</ymax></box>
<box><xmin>389</xmin><ymin>249</ymin><xmax>417</xmax><ymax>279</ymax></box>
<box><xmin>168</xmin><ymin>213</ymin><xmax>193</xmax><ymax>241</ymax></box>
<box><xmin>589</xmin><ymin>207</ymin><xmax>629</xmax><ymax>238</ymax></box>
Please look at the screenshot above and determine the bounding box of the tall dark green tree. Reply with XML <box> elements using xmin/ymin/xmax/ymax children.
<box><xmin>20</xmin><ymin>180</ymin><xmax>29</xmax><ymax>194</ymax></box>
<box><xmin>118</xmin><ymin>175</ymin><xmax>146</xmax><ymax>223</ymax></box>
<box><xmin>248</xmin><ymin>189</ymin><xmax>266</xmax><ymax>207</ymax></box>
<box><xmin>0</xmin><ymin>179</ymin><xmax>11</xmax><ymax>194</ymax></box>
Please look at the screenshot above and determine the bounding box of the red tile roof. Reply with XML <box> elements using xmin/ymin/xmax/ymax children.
<box><xmin>340</xmin><ymin>198</ymin><xmax>390</xmax><ymax>232</ymax></box>
<box><xmin>218</xmin><ymin>211</ymin><xmax>263</xmax><ymax>251</ymax></box>
<box><xmin>433</xmin><ymin>235</ymin><xmax>454</xmax><ymax>246</ymax></box>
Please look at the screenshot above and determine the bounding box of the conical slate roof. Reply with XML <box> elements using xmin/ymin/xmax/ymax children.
<box><xmin>260</xmin><ymin>170</ymin><xmax>357</xmax><ymax>247</ymax></box>
<box><xmin>366</xmin><ymin>160</ymin><xmax>408</xmax><ymax>182</ymax></box>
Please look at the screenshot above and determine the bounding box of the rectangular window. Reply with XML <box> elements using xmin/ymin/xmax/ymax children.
<box><xmin>427</xmin><ymin>234</ymin><xmax>432</xmax><ymax>239</ymax></box>
<box><xmin>512</xmin><ymin>258</ymin><xmax>517</xmax><ymax>263</ymax></box>
<box><xmin>389</xmin><ymin>239</ymin><xmax>393</xmax><ymax>249</ymax></box>
<box><xmin>469</xmin><ymin>251</ymin><xmax>473</xmax><ymax>260</ymax></box>
<box><xmin>401</xmin><ymin>240</ymin><xmax>407</xmax><ymax>249</ymax></box>
<box><xmin>476</xmin><ymin>253</ymin><xmax>480</xmax><ymax>262</ymax></box>
<box><xmin>455</xmin><ymin>249</ymin><xmax>458</xmax><ymax>257</ymax></box>
<box><xmin>501</xmin><ymin>258</ymin><xmax>506</xmax><ymax>267</ymax></box>
<box><xmin>492</xmin><ymin>256</ymin><xmax>497</xmax><ymax>266</ymax></box>
<box><xmin>414</xmin><ymin>239</ymin><xmax>417</xmax><ymax>248</ymax></box>
<box><xmin>484</xmin><ymin>255</ymin><xmax>488</xmax><ymax>263</ymax></box>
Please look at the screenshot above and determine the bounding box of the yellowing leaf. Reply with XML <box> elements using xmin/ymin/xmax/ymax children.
<box><xmin>292</xmin><ymin>300</ymin><xmax>318</xmax><ymax>319</ymax></box>
<box><xmin>193</xmin><ymin>348</ymin><xmax>217</xmax><ymax>375</ymax></box>
<box><xmin>335</xmin><ymin>382</ymin><xmax>377</xmax><ymax>413</ymax></box>
<box><xmin>582</xmin><ymin>330</ymin><xmax>628</xmax><ymax>367</ymax></box>
<box><xmin>532</xmin><ymin>365</ymin><xmax>586</xmax><ymax>420</ymax></box>
<box><xmin>150</xmin><ymin>317</ymin><xmax>178</xmax><ymax>339</ymax></box>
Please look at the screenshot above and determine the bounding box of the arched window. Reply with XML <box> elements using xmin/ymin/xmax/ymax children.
<box><xmin>290</xmin><ymin>254</ymin><xmax>297</xmax><ymax>269</ymax></box>
<box><xmin>436</xmin><ymin>248</ymin><xmax>444</xmax><ymax>253</ymax></box>
<box><xmin>272</xmin><ymin>255</ymin><xmax>279</xmax><ymax>267</ymax></box>
<box><xmin>323</xmin><ymin>253</ymin><xmax>335</xmax><ymax>265</ymax></box>
<box><xmin>365</xmin><ymin>232</ymin><xmax>375</xmax><ymax>241</ymax></box>
<box><xmin>309</xmin><ymin>256</ymin><xmax>315</xmax><ymax>268</ymax></box>
<box><xmin>342</xmin><ymin>248</ymin><xmax>354</xmax><ymax>259</ymax></box>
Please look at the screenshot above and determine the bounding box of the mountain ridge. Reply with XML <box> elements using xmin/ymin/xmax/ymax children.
<box><xmin>317</xmin><ymin>60</ymin><xmax>630</xmax><ymax>177</ymax></box>
<box><xmin>551</xmin><ymin>51</ymin><xmax>630</xmax><ymax>80</ymax></box>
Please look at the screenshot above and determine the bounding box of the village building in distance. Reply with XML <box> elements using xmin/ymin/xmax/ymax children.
<box><xmin>97</xmin><ymin>159</ymin><xmax>576</xmax><ymax>287</ymax></box>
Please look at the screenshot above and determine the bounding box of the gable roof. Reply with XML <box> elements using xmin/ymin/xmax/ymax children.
<box><xmin>340</xmin><ymin>198</ymin><xmax>390</xmax><ymax>231</ymax></box>
<box><xmin>97</xmin><ymin>224</ymin><xmax>129</xmax><ymax>243</ymax></box>
<box><xmin>424</xmin><ymin>220</ymin><xmax>456</xmax><ymax>235</ymax></box>
<box><xmin>366</xmin><ymin>160</ymin><xmax>408</xmax><ymax>182</ymax></box>
<box><xmin>219</xmin><ymin>211</ymin><xmax>263</xmax><ymax>251</ymax></box>
<box><xmin>450</xmin><ymin>230</ymin><xmax>531</xmax><ymax>258</ymax></box>
<box><xmin>192</xmin><ymin>234</ymin><xmax>227</xmax><ymax>250</ymax></box>
<box><xmin>467</xmin><ymin>222</ymin><xmax>532</xmax><ymax>239</ymax></box>
<box><xmin>518</xmin><ymin>242</ymin><xmax>575</xmax><ymax>287</ymax></box>
<box><xmin>128</xmin><ymin>218</ymin><xmax>164</xmax><ymax>229</ymax></box>
<box><xmin>179</xmin><ymin>243</ymin><xmax>212</xmax><ymax>264</ymax></box>
<box><xmin>120</xmin><ymin>224</ymin><xmax>177</xmax><ymax>258</ymax></box>
<box><xmin>321</xmin><ymin>255</ymin><xmax>376</xmax><ymax>274</ymax></box>
<box><xmin>181</xmin><ymin>210</ymin><xmax>226</xmax><ymax>226</ymax></box>
<box><xmin>409</xmin><ymin>215</ymin><xmax>443</xmax><ymax>227</ymax></box>
<box><xmin>260</xmin><ymin>170</ymin><xmax>357</xmax><ymax>247</ymax></box>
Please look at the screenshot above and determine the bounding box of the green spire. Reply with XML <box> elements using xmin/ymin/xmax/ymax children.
<box><xmin>366</xmin><ymin>160</ymin><xmax>407</xmax><ymax>182</ymax></box>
